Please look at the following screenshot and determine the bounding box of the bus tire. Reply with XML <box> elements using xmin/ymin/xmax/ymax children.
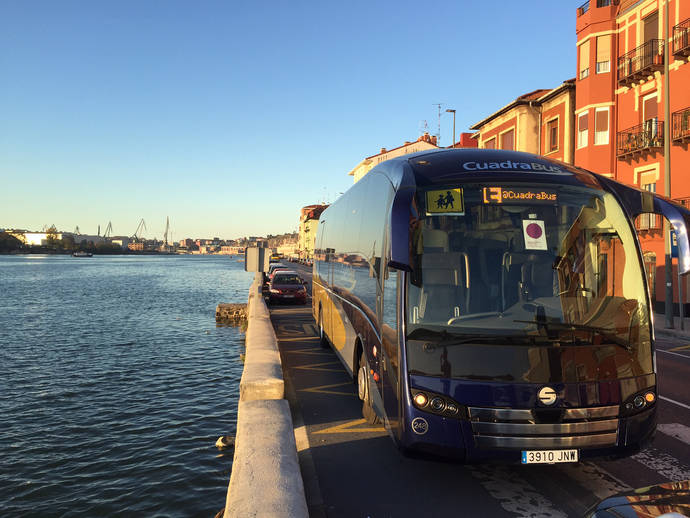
<box><xmin>358</xmin><ymin>352</ymin><xmax>381</xmax><ymax>425</ymax></box>
<box><xmin>318</xmin><ymin>311</ymin><xmax>329</xmax><ymax>349</ymax></box>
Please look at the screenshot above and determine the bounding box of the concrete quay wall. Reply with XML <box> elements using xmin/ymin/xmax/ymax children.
<box><xmin>224</xmin><ymin>273</ymin><xmax>308</xmax><ymax>518</ymax></box>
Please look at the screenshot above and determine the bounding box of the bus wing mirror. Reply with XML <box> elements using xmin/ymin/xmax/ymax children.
<box><xmin>595</xmin><ymin>174</ymin><xmax>690</xmax><ymax>274</ymax></box>
<box><xmin>653</xmin><ymin>195</ymin><xmax>690</xmax><ymax>275</ymax></box>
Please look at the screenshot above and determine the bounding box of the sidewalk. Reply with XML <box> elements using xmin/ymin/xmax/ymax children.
<box><xmin>653</xmin><ymin>312</ymin><xmax>690</xmax><ymax>341</ymax></box>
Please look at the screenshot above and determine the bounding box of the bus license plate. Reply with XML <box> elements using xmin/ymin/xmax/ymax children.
<box><xmin>521</xmin><ymin>449</ymin><xmax>578</xmax><ymax>464</ymax></box>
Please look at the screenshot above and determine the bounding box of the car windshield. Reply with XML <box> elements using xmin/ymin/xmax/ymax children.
<box><xmin>273</xmin><ymin>274</ymin><xmax>301</xmax><ymax>285</ymax></box>
<box><xmin>405</xmin><ymin>181</ymin><xmax>653</xmax><ymax>382</ymax></box>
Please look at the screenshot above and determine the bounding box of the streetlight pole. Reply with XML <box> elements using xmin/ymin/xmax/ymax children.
<box><xmin>446</xmin><ymin>109</ymin><xmax>456</xmax><ymax>148</ymax></box>
<box><xmin>664</xmin><ymin>0</ymin><xmax>673</xmax><ymax>328</ymax></box>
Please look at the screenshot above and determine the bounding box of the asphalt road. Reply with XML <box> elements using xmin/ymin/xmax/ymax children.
<box><xmin>269</xmin><ymin>262</ymin><xmax>690</xmax><ymax>518</ymax></box>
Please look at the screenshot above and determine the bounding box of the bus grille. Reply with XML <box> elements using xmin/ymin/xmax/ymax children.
<box><xmin>467</xmin><ymin>406</ymin><xmax>619</xmax><ymax>449</ymax></box>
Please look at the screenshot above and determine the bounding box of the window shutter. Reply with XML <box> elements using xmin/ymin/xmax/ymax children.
<box><xmin>579</xmin><ymin>112</ymin><xmax>589</xmax><ymax>131</ymax></box>
<box><xmin>596</xmin><ymin>35</ymin><xmax>611</xmax><ymax>63</ymax></box>
<box><xmin>579</xmin><ymin>40</ymin><xmax>590</xmax><ymax>74</ymax></box>
<box><xmin>595</xmin><ymin>109</ymin><xmax>608</xmax><ymax>132</ymax></box>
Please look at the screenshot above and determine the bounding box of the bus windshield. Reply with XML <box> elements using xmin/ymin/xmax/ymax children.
<box><xmin>406</xmin><ymin>182</ymin><xmax>652</xmax><ymax>382</ymax></box>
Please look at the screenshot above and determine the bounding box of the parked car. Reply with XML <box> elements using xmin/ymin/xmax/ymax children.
<box><xmin>264</xmin><ymin>262</ymin><xmax>287</xmax><ymax>283</ymax></box>
<box><xmin>268</xmin><ymin>270</ymin><xmax>307</xmax><ymax>304</ymax></box>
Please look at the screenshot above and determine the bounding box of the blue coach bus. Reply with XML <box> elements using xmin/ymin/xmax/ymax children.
<box><xmin>312</xmin><ymin>148</ymin><xmax>690</xmax><ymax>464</ymax></box>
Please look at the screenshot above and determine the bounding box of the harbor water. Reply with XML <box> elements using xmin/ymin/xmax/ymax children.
<box><xmin>0</xmin><ymin>254</ymin><xmax>252</xmax><ymax>517</ymax></box>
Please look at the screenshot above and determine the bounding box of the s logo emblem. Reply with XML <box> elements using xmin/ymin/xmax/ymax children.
<box><xmin>538</xmin><ymin>386</ymin><xmax>558</xmax><ymax>406</ymax></box>
<box><xmin>411</xmin><ymin>417</ymin><xmax>429</xmax><ymax>435</ymax></box>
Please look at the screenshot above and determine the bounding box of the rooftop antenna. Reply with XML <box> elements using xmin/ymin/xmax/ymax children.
<box><xmin>432</xmin><ymin>103</ymin><xmax>444</xmax><ymax>144</ymax></box>
<box><xmin>418</xmin><ymin>119</ymin><xmax>429</xmax><ymax>136</ymax></box>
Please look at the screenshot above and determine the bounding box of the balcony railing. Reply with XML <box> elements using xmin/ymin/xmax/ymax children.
<box><xmin>672</xmin><ymin>107</ymin><xmax>690</xmax><ymax>144</ymax></box>
<box><xmin>616</xmin><ymin>118</ymin><xmax>664</xmax><ymax>158</ymax></box>
<box><xmin>673</xmin><ymin>18</ymin><xmax>690</xmax><ymax>58</ymax></box>
<box><xmin>617</xmin><ymin>39</ymin><xmax>665</xmax><ymax>87</ymax></box>
<box><xmin>578</xmin><ymin>0</ymin><xmax>613</xmax><ymax>15</ymax></box>
<box><xmin>636</xmin><ymin>213</ymin><xmax>662</xmax><ymax>232</ymax></box>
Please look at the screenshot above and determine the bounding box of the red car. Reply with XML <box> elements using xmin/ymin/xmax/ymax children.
<box><xmin>268</xmin><ymin>271</ymin><xmax>308</xmax><ymax>304</ymax></box>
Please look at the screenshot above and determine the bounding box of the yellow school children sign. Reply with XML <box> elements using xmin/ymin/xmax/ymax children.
<box><xmin>426</xmin><ymin>188</ymin><xmax>464</xmax><ymax>214</ymax></box>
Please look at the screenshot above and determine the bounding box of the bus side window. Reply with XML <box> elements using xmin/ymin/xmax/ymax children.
<box><xmin>382</xmin><ymin>270</ymin><xmax>398</xmax><ymax>331</ymax></box>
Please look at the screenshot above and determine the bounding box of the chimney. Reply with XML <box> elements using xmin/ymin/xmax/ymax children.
<box><xmin>380</xmin><ymin>147</ymin><xmax>387</xmax><ymax>154</ymax></box>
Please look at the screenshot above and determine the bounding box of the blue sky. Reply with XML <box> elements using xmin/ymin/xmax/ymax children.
<box><xmin>1</xmin><ymin>1</ymin><xmax>578</xmax><ymax>240</ymax></box>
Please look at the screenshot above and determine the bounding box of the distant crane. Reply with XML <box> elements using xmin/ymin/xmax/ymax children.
<box><xmin>132</xmin><ymin>219</ymin><xmax>147</xmax><ymax>240</ymax></box>
<box><xmin>103</xmin><ymin>221</ymin><xmax>113</xmax><ymax>239</ymax></box>
<box><xmin>74</xmin><ymin>226</ymin><xmax>81</xmax><ymax>235</ymax></box>
<box><xmin>163</xmin><ymin>216</ymin><xmax>170</xmax><ymax>246</ymax></box>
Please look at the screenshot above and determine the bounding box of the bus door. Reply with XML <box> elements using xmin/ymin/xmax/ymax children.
<box><xmin>380</xmin><ymin>266</ymin><xmax>401</xmax><ymax>431</ymax></box>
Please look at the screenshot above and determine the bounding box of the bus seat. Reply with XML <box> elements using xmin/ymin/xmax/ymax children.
<box><xmin>521</xmin><ymin>254</ymin><xmax>556</xmax><ymax>300</ymax></box>
<box><xmin>419</xmin><ymin>252</ymin><xmax>468</xmax><ymax>321</ymax></box>
<box><xmin>423</xmin><ymin>229</ymin><xmax>449</xmax><ymax>252</ymax></box>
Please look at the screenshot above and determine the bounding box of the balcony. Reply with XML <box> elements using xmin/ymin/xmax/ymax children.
<box><xmin>673</xmin><ymin>18</ymin><xmax>690</xmax><ymax>58</ymax></box>
<box><xmin>577</xmin><ymin>0</ymin><xmax>612</xmax><ymax>16</ymax></box>
<box><xmin>636</xmin><ymin>213</ymin><xmax>663</xmax><ymax>232</ymax></box>
<box><xmin>616</xmin><ymin>119</ymin><xmax>664</xmax><ymax>158</ymax></box>
<box><xmin>617</xmin><ymin>39</ymin><xmax>665</xmax><ymax>87</ymax></box>
<box><xmin>672</xmin><ymin>107</ymin><xmax>690</xmax><ymax>144</ymax></box>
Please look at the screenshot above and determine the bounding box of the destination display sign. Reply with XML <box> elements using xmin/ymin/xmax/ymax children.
<box><xmin>426</xmin><ymin>188</ymin><xmax>464</xmax><ymax>215</ymax></box>
<box><xmin>482</xmin><ymin>186</ymin><xmax>558</xmax><ymax>204</ymax></box>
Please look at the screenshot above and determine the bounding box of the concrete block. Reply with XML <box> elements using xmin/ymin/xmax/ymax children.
<box><xmin>239</xmin><ymin>277</ymin><xmax>284</xmax><ymax>401</ymax></box>
<box><xmin>224</xmin><ymin>399</ymin><xmax>308</xmax><ymax>518</ymax></box>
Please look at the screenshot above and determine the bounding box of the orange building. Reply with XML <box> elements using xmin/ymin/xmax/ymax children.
<box><xmin>470</xmin><ymin>80</ymin><xmax>577</xmax><ymax>164</ymax></box>
<box><xmin>575</xmin><ymin>0</ymin><xmax>690</xmax><ymax>309</ymax></box>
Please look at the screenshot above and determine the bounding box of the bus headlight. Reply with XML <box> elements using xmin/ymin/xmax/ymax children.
<box><xmin>413</xmin><ymin>393</ymin><xmax>428</xmax><ymax>407</ymax></box>
<box><xmin>411</xmin><ymin>390</ymin><xmax>464</xmax><ymax>419</ymax></box>
<box><xmin>620</xmin><ymin>389</ymin><xmax>656</xmax><ymax>416</ymax></box>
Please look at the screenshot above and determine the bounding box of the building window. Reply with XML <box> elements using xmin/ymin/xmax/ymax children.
<box><xmin>642</xmin><ymin>92</ymin><xmax>658</xmax><ymax>123</ymax></box>
<box><xmin>579</xmin><ymin>39</ymin><xmax>590</xmax><ymax>79</ymax></box>
<box><xmin>578</xmin><ymin>112</ymin><xmax>589</xmax><ymax>148</ymax></box>
<box><xmin>484</xmin><ymin>137</ymin><xmax>496</xmax><ymax>149</ymax></box>
<box><xmin>596</xmin><ymin>35</ymin><xmax>611</xmax><ymax>74</ymax></box>
<box><xmin>639</xmin><ymin>182</ymin><xmax>657</xmax><ymax>229</ymax></box>
<box><xmin>500</xmin><ymin>129</ymin><xmax>514</xmax><ymax>151</ymax></box>
<box><xmin>547</xmin><ymin>119</ymin><xmax>559</xmax><ymax>152</ymax></box>
<box><xmin>594</xmin><ymin>108</ymin><xmax>609</xmax><ymax>145</ymax></box>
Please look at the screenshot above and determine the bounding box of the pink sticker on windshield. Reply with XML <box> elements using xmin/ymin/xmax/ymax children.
<box><xmin>523</xmin><ymin>220</ymin><xmax>547</xmax><ymax>250</ymax></box>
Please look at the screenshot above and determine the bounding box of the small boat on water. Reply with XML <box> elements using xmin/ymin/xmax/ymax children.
<box><xmin>72</xmin><ymin>251</ymin><xmax>93</xmax><ymax>257</ymax></box>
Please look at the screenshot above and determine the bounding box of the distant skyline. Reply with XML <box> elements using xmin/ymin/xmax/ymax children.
<box><xmin>1</xmin><ymin>1</ymin><xmax>578</xmax><ymax>240</ymax></box>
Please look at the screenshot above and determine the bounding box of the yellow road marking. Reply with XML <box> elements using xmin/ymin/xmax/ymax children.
<box><xmin>282</xmin><ymin>347</ymin><xmax>331</xmax><ymax>355</ymax></box>
<box><xmin>313</xmin><ymin>418</ymin><xmax>385</xmax><ymax>434</ymax></box>
<box><xmin>669</xmin><ymin>344</ymin><xmax>690</xmax><ymax>351</ymax></box>
<box><xmin>299</xmin><ymin>382</ymin><xmax>355</xmax><ymax>396</ymax></box>
<box><xmin>275</xmin><ymin>323</ymin><xmax>307</xmax><ymax>336</ymax></box>
<box><xmin>303</xmin><ymin>323</ymin><xmax>318</xmax><ymax>335</ymax></box>
<box><xmin>278</xmin><ymin>336</ymin><xmax>319</xmax><ymax>343</ymax></box>
<box><xmin>294</xmin><ymin>361</ymin><xmax>343</xmax><ymax>372</ymax></box>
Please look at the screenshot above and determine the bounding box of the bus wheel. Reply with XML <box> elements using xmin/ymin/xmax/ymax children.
<box><xmin>358</xmin><ymin>352</ymin><xmax>381</xmax><ymax>425</ymax></box>
<box><xmin>318</xmin><ymin>312</ymin><xmax>329</xmax><ymax>349</ymax></box>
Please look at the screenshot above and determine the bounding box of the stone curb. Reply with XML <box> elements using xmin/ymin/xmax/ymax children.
<box><xmin>224</xmin><ymin>272</ymin><xmax>308</xmax><ymax>518</ymax></box>
<box><xmin>224</xmin><ymin>399</ymin><xmax>309</xmax><ymax>518</ymax></box>
<box><xmin>239</xmin><ymin>274</ymin><xmax>284</xmax><ymax>401</ymax></box>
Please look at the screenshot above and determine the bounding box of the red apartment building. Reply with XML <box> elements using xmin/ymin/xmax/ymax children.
<box><xmin>575</xmin><ymin>0</ymin><xmax>690</xmax><ymax>309</ymax></box>
<box><xmin>471</xmin><ymin>81</ymin><xmax>577</xmax><ymax>163</ymax></box>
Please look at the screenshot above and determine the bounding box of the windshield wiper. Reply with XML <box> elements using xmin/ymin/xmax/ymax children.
<box><xmin>407</xmin><ymin>328</ymin><xmax>550</xmax><ymax>348</ymax></box>
<box><xmin>513</xmin><ymin>319</ymin><xmax>632</xmax><ymax>352</ymax></box>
